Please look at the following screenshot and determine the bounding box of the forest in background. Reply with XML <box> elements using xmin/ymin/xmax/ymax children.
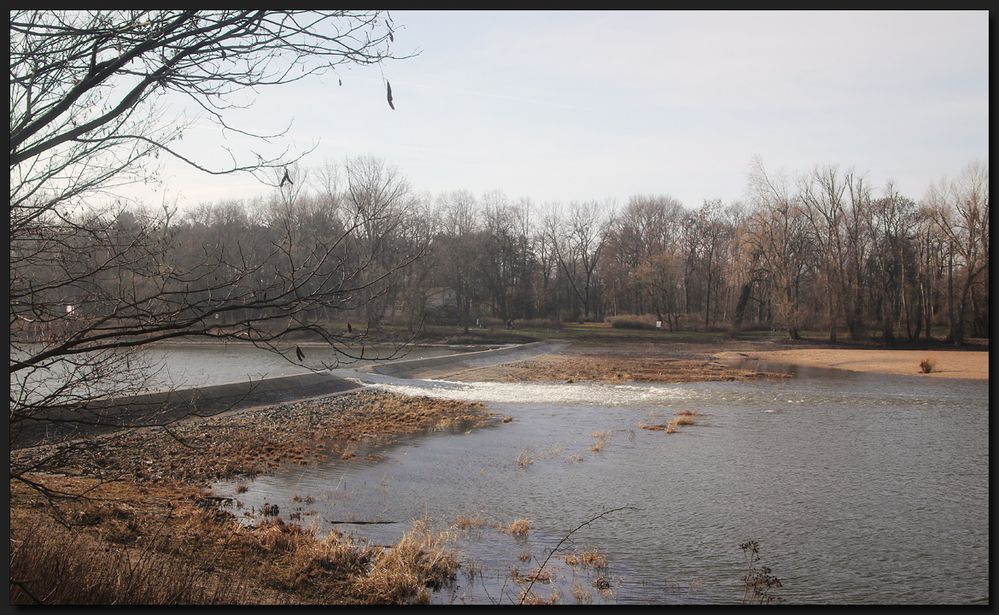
<box><xmin>14</xmin><ymin>155</ymin><xmax>988</xmax><ymax>348</ymax></box>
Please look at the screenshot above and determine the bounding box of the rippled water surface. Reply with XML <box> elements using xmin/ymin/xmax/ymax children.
<box><xmin>213</xmin><ymin>365</ymin><xmax>988</xmax><ymax>605</ymax></box>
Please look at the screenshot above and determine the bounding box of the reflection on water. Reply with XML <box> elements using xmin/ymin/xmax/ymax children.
<box><xmin>213</xmin><ymin>369</ymin><xmax>989</xmax><ymax>605</ymax></box>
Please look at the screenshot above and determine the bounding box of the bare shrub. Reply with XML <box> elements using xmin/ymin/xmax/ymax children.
<box><xmin>740</xmin><ymin>540</ymin><xmax>783</xmax><ymax>604</ymax></box>
<box><xmin>919</xmin><ymin>358</ymin><xmax>936</xmax><ymax>374</ymax></box>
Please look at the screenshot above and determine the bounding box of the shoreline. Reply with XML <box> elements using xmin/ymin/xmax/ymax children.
<box><xmin>714</xmin><ymin>348</ymin><xmax>988</xmax><ymax>381</ymax></box>
<box><xmin>10</xmin><ymin>389</ymin><xmax>496</xmax><ymax>605</ymax></box>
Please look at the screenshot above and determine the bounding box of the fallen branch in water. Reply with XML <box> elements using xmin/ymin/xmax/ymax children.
<box><xmin>324</xmin><ymin>519</ymin><xmax>398</xmax><ymax>525</ymax></box>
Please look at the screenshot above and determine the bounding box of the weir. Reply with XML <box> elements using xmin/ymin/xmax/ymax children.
<box><xmin>12</xmin><ymin>342</ymin><xmax>560</xmax><ymax>449</ymax></box>
<box><xmin>366</xmin><ymin>340</ymin><xmax>566</xmax><ymax>379</ymax></box>
<box><xmin>11</xmin><ymin>371</ymin><xmax>360</xmax><ymax>449</ymax></box>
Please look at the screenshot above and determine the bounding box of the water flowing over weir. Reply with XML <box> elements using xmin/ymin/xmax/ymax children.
<box><xmin>210</xmin><ymin>344</ymin><xmax>989</xmax><ymax>605</ymax></box>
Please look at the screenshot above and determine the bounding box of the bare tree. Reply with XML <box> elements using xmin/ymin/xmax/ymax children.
<box><xmin>10</xmin><ymin>11</ymin><xmax>412</xmax><ymax>482</ymax></box>
<box><xmin>926</xmin><ymin>162</ymin><xmax>989</xmax><ymax>344</ymax></box>
<box><xmin>746</xmin><ymin>158</ymin><xmax>813</xmax><ymax>339</ymax></box>
<box><xmin>546</xmin><ymin>201</ymin><xmax>609</xmax><ymax>320</ymax></box>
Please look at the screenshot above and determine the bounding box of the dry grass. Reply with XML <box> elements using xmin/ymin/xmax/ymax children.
<box><xmin>351</xmin><ymin>518</ymin><xmax>459</xmax><ymax>605</ymax></box>
<box><xmin>516</xmin><ymin>448</ymin><xmax>534</xmax><ymax>469</ymax></box>
<box><xmin>518</xmin><ymin>587</ymin><xmax>561</xmax><ymax>604</ymax></box>
<box><xmin>572</xmin><ymin>580</ymin><xmax>593</xmax><ymax>604</ymax></box>
<box><xmin>641</xmin><ymin>409</ymin><xmax>699</xmax><ymax>435</ymax></box>
<box><xmin>920</xmin><ymin>358</ymin><xmax>936</xmax><ymax>373</ymax></box>
<box><xmin>563</xmin><ymin>549</ymin><xmax>608</xmax><ymax>571</ymax></box>
<box><xmin>447</xmin><ymin>353</ymin><xmax>788</xmax><ymax>384</ymax></box>
<box><xmin>9</xmin><ymin>471</ymin><xmax>463</xmax><ymax>605</ymax></box>
<box><xmin>9</xmin><ymin>517</ymin><xmax>270</xmax><ymax>605</ymax></box>
<box><xmin>591</xmin><ymin>431</ymin><xmax>611</xmax><ymax>452</ymax></box>
<box><xmin>452</xmin><ymin>513</ymin><xmax>488</xmax><ymax>530</ymax></box>
<box><xmin>673</xmin><ymin>410</ymin><xmax>698</xmax><ymax>426</ymax></box>
<box><xmin>578</xmin><ymin>550</ymin><xmax>609</xmax><ymax>570</ymax></box>
<box><xmin>504</xmin><ymin>519</ymin><xmax>532</xmax><ymax>537</ymax></box>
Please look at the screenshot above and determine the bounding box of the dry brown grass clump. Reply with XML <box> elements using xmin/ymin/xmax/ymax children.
<box><xmin>919</xmin><ymin>357</ymin><xmax>936</xmax><ymax>373</ymax></box>
<box><xmin>578</xmin><ymin>549</ymin><xmax>609</xmax><ymax>570</ymax></box>
<box><xmin>504</xmin><ymin>519</ymin><xmax>532</xmax><ymax>537</ymax></box>
<box><xmin>641</xmin><ymin>409</ymin><xmax>699</xmax><ymax>434</ymax></box>
<box><xmin>517</xmin><ymin>448</ymin><xmax>534</xmax><ymax>469</ymax></box>
<box><xmin>352</xmin><ymin>518</ymin><xmax>459</xmax><ymax>604</ymax></box>
<box><xmin>453</xmin><ymin>513</ymin><xmax>488</xmax><ymax>530</ymax></box>
<box><xmin>673</xmin><ymin>409</ymin><xmax>698</xmax><ymax>426</ymax></box>
<box><xmin>563</xmin><ymin>549</ymin><xmax>608</xmax><ymax>571</ymax></box>
<box><xmin>591</xmin><ymin>431</ymin><xmax>611</xmax><ymax>452</ymax></box>
<box><xmin>9</xmin><ymin>519</ymin><xmax>259</xmax><ymax>605</ymax></box>
<box><xmin>518</xmin><ymin>587</ymin><xmax>561</xmax><ymax>604</ymax></box>
<box><xmin>572</xmin><ymin>580</ymin><xmax>593</xmax><ymax>604</ymax></box>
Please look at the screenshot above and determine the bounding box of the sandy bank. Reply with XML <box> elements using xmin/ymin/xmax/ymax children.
<box><xmin>715</xmin><ymin>348</ymin><xmax>989</xmax><ymax>380</ymax></box>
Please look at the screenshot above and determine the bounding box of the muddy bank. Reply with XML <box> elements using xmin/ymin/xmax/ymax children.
<box><xmin>716</xmin><ymin>348</ymin><xmax>989</xmax><ymax>380</ymax></box>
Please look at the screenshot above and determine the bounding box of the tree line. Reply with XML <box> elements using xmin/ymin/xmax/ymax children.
<box><xmin>15</xmin><ymin>156</ymin><xmax>987</xmax><ymax>354</ymax></box>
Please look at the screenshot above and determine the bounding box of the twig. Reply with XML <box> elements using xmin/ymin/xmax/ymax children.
<box><xmin>518</xmin><ymin>505</ymin><xmax>639</xmax><ymax>604</ymax></box>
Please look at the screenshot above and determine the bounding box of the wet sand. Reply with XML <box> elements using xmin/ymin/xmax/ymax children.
<box><xmin>715</xmin><ymin>348</ymin><xmax>989</xmax><ymax>380</ymax></box>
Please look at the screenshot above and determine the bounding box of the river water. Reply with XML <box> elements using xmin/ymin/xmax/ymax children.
<box><xmin>208</xmin><ymin>359</ymin><xmax>989</xmax><ymax>605</ymax></box>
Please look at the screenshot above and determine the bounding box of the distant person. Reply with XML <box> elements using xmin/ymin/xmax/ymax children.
<box><xmin>347</xmin><ymin>322</ymin><xmax>353</xmax><ymax>333</ymax></box>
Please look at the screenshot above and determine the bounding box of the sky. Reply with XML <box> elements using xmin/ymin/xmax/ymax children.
<box><xmin>129</xmin><ymin>10</ymin><xmax>989</xmax><ymax>212</ymax></box>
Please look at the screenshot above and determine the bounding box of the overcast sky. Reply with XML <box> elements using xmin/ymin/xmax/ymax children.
<box><xmin>136</xmin><ymin>10</ymin><xmax>989</xmax><ymax>212</ymax></box>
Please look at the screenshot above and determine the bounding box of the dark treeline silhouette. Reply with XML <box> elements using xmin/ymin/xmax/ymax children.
<box><xmin>16</xmin><ymin>156</ymin><xmax>986</xmax><ymax>350</ymax></box>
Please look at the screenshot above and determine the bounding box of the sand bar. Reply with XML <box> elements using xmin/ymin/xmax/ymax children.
<box><xmin>716</xmin><ymin>348</ymin><xmax>988</xmax><ymax>380</ymax></box>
